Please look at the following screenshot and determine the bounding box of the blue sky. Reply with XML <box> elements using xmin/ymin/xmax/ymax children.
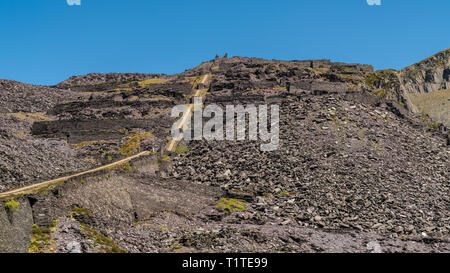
<box><xmin>0</xmin><ymin>0</ymin><xmax>449</xmax><ymax>85</ymax></box>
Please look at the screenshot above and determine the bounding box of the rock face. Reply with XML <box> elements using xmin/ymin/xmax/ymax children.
<box><xmin>0</xmin><ymin>197</ymin><xmax>33</xmax><ymax>253</ymax></box>
<box><xmin>363</xmin><ymin>48</ymin><xmax>450</xmax><ymax>125</ymax></box>
<box><xmin>0</xmin><ymin>51</ymin><xmax>449</xmax><ymax>253</ymax></box>
<box><xmin>400</xmin><ymin>48</ymin><xmax>450</xmax><ymax>94</ymax></box>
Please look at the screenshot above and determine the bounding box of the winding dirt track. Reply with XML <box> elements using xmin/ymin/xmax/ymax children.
<box><xmin>0</xmin><ymin>151</ymin><xmax>152</xmax><ymax>199</ymax></box>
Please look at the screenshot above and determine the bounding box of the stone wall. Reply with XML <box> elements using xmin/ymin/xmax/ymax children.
<box><xmin>0</xmin><ymin>197</ymin><xmax>33</xmax><ymax>253</ymax></box>
<box><xmin>288</xmin><ymin>80</ymin><xmax>350</xmax><ymax>94</ymax></box>
<box><xmin>31</xmin><ymin>118</ymin><xmax>171</xmax><ymax>143</ymax></box>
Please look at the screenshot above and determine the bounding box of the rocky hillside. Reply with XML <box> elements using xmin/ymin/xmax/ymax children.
<box><xmin>364</xmin><ymin>48</ymin><xmax>450</xmax><ymax>126</ymax></box>
<box><xmin>0</xmin><ymin>51</ymin><xmax>449</xmax><ymax>253</ymax></box>
<box><xmin>400</xmin><ymin>48</ymin><xmax>450</xmax><ymax>94</ymax></box>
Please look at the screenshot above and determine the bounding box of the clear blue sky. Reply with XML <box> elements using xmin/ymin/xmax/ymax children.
<box><xmin>0</xmin><ymin>0</ymin><xmax>449</xmax><ymax>85</ymax></box>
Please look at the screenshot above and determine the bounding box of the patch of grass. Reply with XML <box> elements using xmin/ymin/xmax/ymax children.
<box><xmin>432</xmin><ymin>121</ymin><xmax>440</xmax><ymax>130</ymax></box>
<box><xmin>175</xmin><ymin>144</ymin><xmax>188</xmax><ymax>154</ymax></box>
<box><xmin>365</xmin><ymin>69</ymin><xmax>397</xmax><ymax>88</ymax></box>
<box><xmin>119</xmin><ymin>132</ymin><xmax>154</xmax><ymax>155</ymax></box>
<box><xmin>373</xmin><ymin>89</ymin><xmax>387</xmax><ymax>98</ymax></box>
<box><xmin>73</xmin><ymin>140</ymin><xmax>98</xmax><ymax>149</ymax></box>
<box><xmin>71</xmin><ymin>207</ymin><xmax>91</xmax><ymax>216</ymax></box>
<box><xmin>28</xmin><ymin>225</ymin><xmax>54</xmax><ymax>253</ymax></box>
<box><xmin>4</xmin><ymin>200</ymin><xmax>20</xmax><ymax>212</ymax></box>
<box><xmin>84</xmin><ymin>157</ymin><xmax>96</xmax><ymax>163</ymax></box>
<box><xmin>80</xmin><ymin>224</ymin><xmax>126</xmax><ymax>253</ymax></box>
<box><xmin>273</xmin><ymin>86</ymin><xmax>286</xmax><ymax>91</ymax></box>
<box><xmin>157</xmin><ymin>155</ymin><xmax>171</xmax><ymax>163</ymax></box>
<box><xmin>122</xmin><ymin>161</ymin><xmax>133</xmax><ymax>172</ymax></box>
<box><xmin>32</xmin><ymin>226</ymin><xmax>51</xmax><ymax>236</ymax></box>
<box><xmin>306</xmin><ymin>67</ymin><xmax>324</xmax><ymax>76</ymax></box>
<box><xmin>7</xmin><ymin>112</ymin><xmax>52</xmax><ymax>122</ymax></box>
<box><xmin>109</xmin><ymin>78</ymin><xmax>170</xmax><ymax>92</ymax></box>
<box><xmin>50</xmin><ymin>219</ymin><xmax>58</xmax><ymax>229</ymax></box>
<box><xmin>216</xmin><ymin>198</ymin><xmax>247</xmax><ymax>213</ymax></box>
<box><xmin>138</xmin><ymin>78</ymin><xmax>170</xmax><ymax>87</ymax></box>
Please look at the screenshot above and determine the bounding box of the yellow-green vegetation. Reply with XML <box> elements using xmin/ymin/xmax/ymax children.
<box><xmin>28</xmin><ymin>224</ymin><xmax>55</xmax><ymax>253</ymax></box>
<box><xmin>122</xmin><ymin>161</ymin><xmax>133</xmax><ymax>172</ymax></box>
<box><xmin>13</xmin><ymin>131</ymin><xmax>28</xmax><ymax>139</ymax></box>
<box><xmin>73</xmin><ymin>140</ymin><xmax>106</xmax><ymax>149</ymax></box>
<box><xmin>370</xmin><ymin>139</ymin><xmax>384</xmax><ymax>154</ymax></box>
<box><xmin>185</xmin><ymin>74</ymin><xmax>208</xmax><ymax>89</ymax></box>
<box><xmin>170</xmin><ymin>243</ymin><xmax>182</xmax><ymax>250</ymax></box>
<box><xmin>410</xmin><ymin>89</ymin><xmax>450</xmax><ymax>127</ymax></box>
<box><xmin>273</xmin><ymin>191</ymin><xmax>299</xmax><ymax>197</ymax></box>
<box><xmin>432</xmin><ymin>121</ymin><xmax>440</xmax><ymax>130</ymax></box>
<box><xmin>373</xmin><ymin>89</ymin><xmax>387</xmax><ymax>98</ymax></box>
<box><xmin>7</xmin><ymin>112</ymin><xmax>53</xmax><ymax>123</ymax></box>
<box><xmin>175</xmin><ymin>144</ymin><xmax>188</xmax><ymax>154</ymax></box>
<box><xmin>365</xmin><ymin>69</ymin><xmax>397</xmax><ymax>87</ymax></box>
<box><xmin>137</xmin><ymin>78</ymin><xmax>170</xmax><ymax>87</ymax></box>
<box><xmin>306</xmin><ymin>67</ymin><xmax>325</xmax><ymax>76</ymax></box>
<box><xmin>84</xmin><ymin>157</ymin><xmax>96</xmax><ymax>164</ymax></box>
<box><xmin>216</xmin><ymin>198</ymin><xmax>247</xmax><ymax>213</ymax></box>
<box><xmin>110</xmin><ymin>86</ymin><xmax>133</xmax><ymax>92</ymax></box>
<box><xmin>157</xmin><ymin>155</ymin><xmax>171</xmax><ymax>163</ymax></box>
<box><xmin>273</xmin><ymin>86</ymin><xmax>286</xmax><ymax>91</ymax></box>
<box><xmin>110</xmin><ymin>78</ymin><xmax>170</xmax><ymax>92</ymax></box>
<box><xmin>119</xmin><ymin>132</ymin><xmax>154</xmax><ymax>155</ymax></box>
<box><xmin>4</xmin><ymin>200</ymin><xmax>20</xmax><ymax>212</ymax></box>
<box><xmin>366</xmin><ymin>70</ymin><xmax>399</xmax><ymax>100</ymax></box>
<box><xmin>80</xmin><ymin>224</ymin><xmax>126</xmax><ymax>253</ymax></box>
<box><xmin>70</xmin><ymin>206</ymin><xmax>91</xmax><ymax>216</ymax></box>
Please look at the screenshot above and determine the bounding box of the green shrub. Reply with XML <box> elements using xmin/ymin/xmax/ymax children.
<box><xmin>5</xmin><ymin>200</ymin><xmax>20</xmax><ymax>212</ymax></box>
<box><xmin>216</xmin><ymin>198</ymin><xmax>247</xmax><ymax>213</ymax></box>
